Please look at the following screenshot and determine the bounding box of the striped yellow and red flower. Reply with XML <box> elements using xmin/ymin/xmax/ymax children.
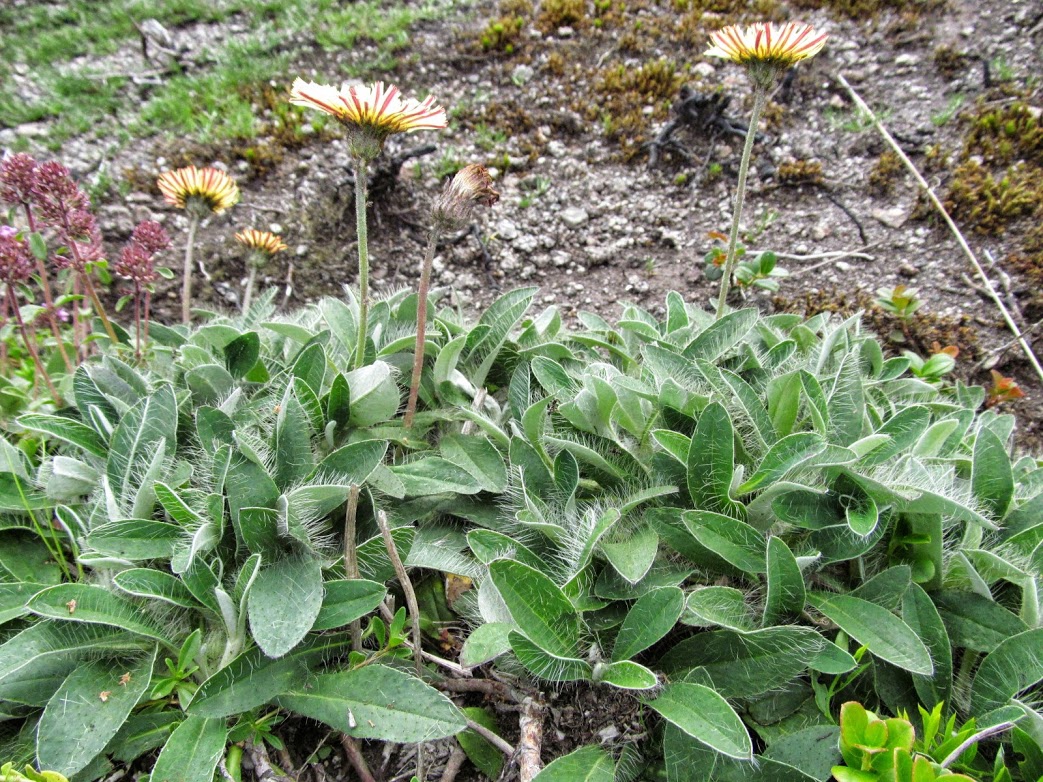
<box><xmin>157</xmin><ymin>166</ymin><xmax>239</xmax><ymax>214</ymax></box>
<box><xmin>289</xmin><ymin>78</ymin><xmax>447</xmax><ymax>136</ymax></box>
<box><xmin>705</xmin><ymin>21</ymin><xmax>827</xmax><ymax>67</ymax></box>
<box><xmin>235</xmin><ymin>228</ymin><xmax>287</xmax><ymax>255</ymax></box>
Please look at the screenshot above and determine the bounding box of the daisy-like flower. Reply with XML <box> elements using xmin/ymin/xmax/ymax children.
<box><xmin>289</xmin><ymin>78</ymin><xmax>447</xmax><ymax>160</ymax></box>
<box><xmin>235</xmin><ymin>229</ymin><xmax>287</xmax><ymax>312</ymax></box>
<box><xmin>706</xmin><ymin>21</ymin><xmax>827</xmax><ymax>67</ymax></box>
<box><xmin>235</xmin><ymin>228</ymin><xmax>288</xmax><ymax>260</ymax></box>
<box><xmin>707</xmin><ymin>21</ymin><xmax>826</xmax><ymax>90</ymax></box>
<box><xmin>157</xmin><ymin>165</ymin><xmax>240</xmax><ymax>216</ymax></box>
<box><xmin>157</xmin><ymin>166</ymin><xmax>238</xmax><ymax>323</ymax></box>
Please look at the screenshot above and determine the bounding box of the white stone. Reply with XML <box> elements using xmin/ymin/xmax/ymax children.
<box><xmin>496</xmin><ymin>219</ymin><xmax>519</xmax><ymax>241</ymax></box>
<box><xmin>561</xmin><ymin>207</ymin><xmax>589</xmax><ymax>228</ymax></box>
<box><xmin>872</xmin><ymin>206</ymin><xmax>909</xmax><ymax>229</ymax></box>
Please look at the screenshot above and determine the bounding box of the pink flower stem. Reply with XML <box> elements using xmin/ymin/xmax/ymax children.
<box><xmin>403</xmin><ymin>230</ymin><xmax>439</xmax><ymax>429</ymax></box>
<box><xmin>81</xmin><ymin>272</ymin><xmax>119</xmax><ymax>345</ymax></box>
<box><xmin>144</xmin><ymin>290</ymin><xmax>151</xmax><ymax>348</ymax></box>
<box><xmin>72</xmin><ymin>276</ymin><xmax>84</xmax><ymax>362</ymax></box>
<box><xmin>134</xmin><ymin>282</ymin><xmax>142</xmax><ymax>362</ymax></box>
<box><xmin>7</xmin><ymin>287</ymin><xmax>61</xmax><ymax>405</ymax></box>
<box><xmin>23</xmin><ymin>204</ymin><xmax>73</xmax><ymax>372</ymax></box>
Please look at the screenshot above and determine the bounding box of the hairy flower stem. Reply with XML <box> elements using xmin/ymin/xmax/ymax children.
<box><xmin>243</xmin><ymin>265</ymin><xmax>257</xmax><ymax>313</ymax></box>
<box><xmin>715</xmin><ymin>88</ymin><xmax>767</xmax><ymax>320</ymax></box>
<box><xmin>353</xmin><ymin>160</ymin><xmax>371</xmax><ymax>367</ymax></box>
<box><xmin>344</xmin><ymin>485</ymin><xmax>362</xmax><ymax>651</ymax></box>
<box><xmin>404</xmin><ymin>230</ymin><xmax>440</xmax><ymax>429</ymax></box>
<box><xmin>376</xmin><ymin>509</ymin><xmax>425</xmax><ymax>781</ymax></box>
<box><xmin>182</xmin><ymin>213</ymin><xmax>200</xmax><ymax>324</ymax></box>
<box><xmin>7</xmin><ymin>288</ymin><xmax>61</xmax><ymax>405</ymax></box>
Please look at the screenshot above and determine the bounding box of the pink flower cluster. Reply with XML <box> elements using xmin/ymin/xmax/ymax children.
<box><xmin>0</xmin><ymin>153</ymin><xmax>104</xmax><ymax>272</ymax></box>
<box><xmin>116</xmin><ymin>221</ymin><xmax>170</xmax><ymax>285</ymax></box>
<box><xmin>0</xmin><ymin>228</ymin><xmax>34</xmax><ymax>286</ymax></box>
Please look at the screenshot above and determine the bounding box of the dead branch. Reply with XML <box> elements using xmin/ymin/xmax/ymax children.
<box><xmin>339</xmin><ymin>735</ymin><xmax>378</xmax><ymax>782</ymax></box>
<box><xmin>517</xmin><ymin>697</ymin><xmax>544</xmax><ymax>782</ymax></box>
<box><xmin>837</xmin><ymin>73</ymin><xmax>1043</xmax><ymax>385</ymax></box>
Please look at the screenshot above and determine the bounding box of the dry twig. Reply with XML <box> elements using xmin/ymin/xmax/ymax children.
<box><xmin>339</xmin><ymin>734</ymin><xmax>378</xmax><ymax>782</ymax></box>
<box><xmin>517</xmin><ymin>697</ymin><xmax>544</xmax><ymax>782</ymax></box>
<box><xmin>837</xmin><ymin>74</ymin><xmax>1043</xmax><ymax>385</ymax></box>
<box><xmin>376</xmin><ymin>510</ymin><xmax>426</xmax><ymax>781</ymax></box>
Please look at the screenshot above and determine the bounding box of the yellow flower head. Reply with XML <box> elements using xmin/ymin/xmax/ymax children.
<box><xmin>235</xmin><ymin>228</ymin><xmax>288</xmax><ymax>255</ymax></box>
<box><xmin>289</xmin><ymin>78</ymin><xmax>447</xmax><ymax>160</ymax></box>
<box><xmin>706</xmin><ymin>21</ymin><xmax>827</xmax><ymax>68</ymax></box>
<box><xmin>157</xmin><ymin>166</ymin><xmax>239</xmax><ymax>215</ymax></box>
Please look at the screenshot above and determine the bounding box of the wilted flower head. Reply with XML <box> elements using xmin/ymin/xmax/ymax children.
<box><xmin>0</xmin><ymin>232</ymin><xmax>35</xmax><ymax>285</ymax></box>
<box><xmin>236</xmin><ymin>228</ymin><xmax>288</xmax><ymax>269</ymax></box>
<box><xmin>289</xmin><ymin>78</ymin><xmax>447</xmax><ymax>160</ymax></box>
<box><xmin>156</xmin><ymin>166</ymin><xmax>240</xmax><ymax>216</ymax></box>
<box><xmin>0</xmin><ymin>153</ymin><xmax>38</xmax><ymax>207</ymax></box>
<box><xmin>706</xmin><ymin>21</ymin><xmax>826</xmax><ymax>89</ymax></box>
<box><xmin>432</xmin><ymin>164</ymin><xmax>500</xmax><ymax>231</ymax></box>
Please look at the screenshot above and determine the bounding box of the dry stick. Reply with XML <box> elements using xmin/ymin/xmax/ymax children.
<box><xmin>438</xmin><ymin>742</ymin><xmax>468</xmax><ymax>782</ymax></box>
<box><xmin>375</xmin><ymin>509</ymin><xmax>425</xmax><ymax>781</ymax></box>
<box><xmin>248</xmin><ymin>739</ymin><xmax>293</xmax><ymax>781</ymax></box>
<box><xmin>837</xmin><ymin>73</ymin><xmax>1043</xmax><ymax>385</ymax></box>
<box><xmin>339</xmin><ymin>734</ymin><xmax>377</xmax><ymax>782</ymax></box>
<box><xmin>465</xmin><ymin>718</ymin><xmax>516</xmax><ymax>757</ymax></box>
<box><xmin>940</xmin><ymin>721</ymin><xmax>1016</xmax><ymax>769</ymax></box>
<box><xmin>516</xmin><ymin>697</ymin><xmax>544</xmax><ymax>782</ymax></box>
<box><xmin>975</xmin><ymin>317</ymin><xmax>1043</xmax><ymax>371</ymax></box>
<box><xmin>404</xmin><ymin>230</ymin><xmax>439</xmax><ymax>429</ymax></box>
<box><xmin>344</xmin><ymin>486</ymin><xmax>363</xmax><ymax>651</ymax></box>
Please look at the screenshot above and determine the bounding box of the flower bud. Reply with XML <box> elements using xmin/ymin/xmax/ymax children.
<box><xmin>432</xmin><ymin>164</ymin><xmax>500</xmax><ymax>231</ymax></box>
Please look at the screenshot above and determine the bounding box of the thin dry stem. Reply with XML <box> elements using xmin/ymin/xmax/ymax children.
<box><xmin>339</xmin><ymin>734</ymin><xmax>377</xmax><ymax>782</ymax></box>
<box><xmin>344</xmin><ymin>485</ymin><xmax>362</xmax><ymax>651</ymax></box>
<box><xmin>404</xmin><ymin>230</ymin><xmax>439</xmax><ymax>428</ymax></box>
<box><xmin>465</xmin><ymin>718</ymin><xmax>516</xmax><ymax>757</ymax></box>
<box><xmin>837</xmin><ymin>73</ymin><xmax>1043</xmax><ymax>385</ymax></box>
<box><xmin>517</xmin><ymin>697</ymin><xmax>544</xmax><ymax>782</ymax></box>
<box><xmin>438</xmin><ymin>742</ymin><xmax>468</xmax><ymax>782</ymax></box>
<box><xmin>375</xmin><ymin>509</ymin><xmax>425</xmax><ymax>781</ymax></box>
